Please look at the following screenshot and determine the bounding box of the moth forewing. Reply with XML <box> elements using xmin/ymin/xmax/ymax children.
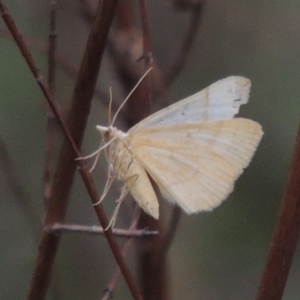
<box><xmin>129</xmin><ymin>76</ymin><xmax>251</xmax><ymax>132</ymax></box>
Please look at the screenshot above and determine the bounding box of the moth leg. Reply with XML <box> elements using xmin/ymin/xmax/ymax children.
<box><xmin>94</xmin><ymin>164</ymin><xmax>115</xmax><ymax>206</ymax></box>
<box><xmin>98</xmin><ymin>144</ymin><xmax>131</xmax><ymax>207</ymax></box>
<box><xmin>88</xmin><ymin>140</ymin><xmax>106</xmax><ymax>172</ymax></box>
<box><xmin>89</xmin><ymin>148</ymin><xmax>102</xmax><ymax>173</ymax></box>
<box><xmin>105</xmin><ymin>173</ymin><xmax>139</xmax><ymax>230</ymax></box>
<box><xmin>75</xmin><ymin>141</ymin><xmax>104</xmax><ymax>173</ymax></box>
<box><xmin>105</xmin><ymin>184</ymin><xmax>130</xmax><ymax>230</ymax></box>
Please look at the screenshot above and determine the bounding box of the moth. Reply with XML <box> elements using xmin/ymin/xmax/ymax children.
<box><xmin>88</xmin><ymin>76</ymin><xmax>263</xmax><ymax>227</ymax></box>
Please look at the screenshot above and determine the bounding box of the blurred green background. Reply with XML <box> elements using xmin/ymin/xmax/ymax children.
<box><xmin>1</xmin><ymin>0</ymin><xmax>300</xmax><ymax>299</ymax></box>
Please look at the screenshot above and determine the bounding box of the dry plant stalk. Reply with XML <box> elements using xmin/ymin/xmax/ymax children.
<box><xmin>256</xmin><ymin>124</ymin><xmax>300</xmax><ymax>300</ymax></box>
<box><xmin>0</xmin><ymin>1</ymin><xmax>142</xmax><ymax>299</ymax></box>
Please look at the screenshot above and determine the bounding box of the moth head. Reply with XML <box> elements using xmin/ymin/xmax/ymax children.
<box><xmin>96</xmin><ymin>125</ymin><xmax>112</xmax><ymax>141</ymax></box>
<box><xmin>96</xmin><ymin>125</ymin><xmax>122</xmax><ymax>142</ymax></box>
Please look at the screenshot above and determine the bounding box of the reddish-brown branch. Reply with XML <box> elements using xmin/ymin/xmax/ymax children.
<box><xmin>136</xmin><ymin>2</ymin><xmax>171</xmax><ymax>299</ymax></box>
<box><xmin>43</xmin><ymin>1</ymin><xmax>57</xmax><ymax>204</ymax></box>
<box><xmin>138</xmin><ymin>213</ymin><xmax>169</xmax><ymax>300</ymax></box>
<box><xmin>155</xmin><ymin>206</ymin><xmax>181</xmax><ymax>264</ymax></box>
<box><xmin>0</xmin><ymin>1</ymin><xmax>142</xmax><ymax>299</ymax></box>
<box><xmin>115</xmin><ymin>0</ymin><xmax>154</xmax><ymax>128</ymax></box>
<box><xmin>136</xmin><ymin>0</ymin><xmax>153</xmax><ymax>116</ymax></box>
<box><xmin>102</xmin><ymin>207</ymin><xmax>143</xmax><ymax>300</ymax></box>
<box><xmin>108</xmin><ymin>2</ymin><xmax>193</xmax><ymax>298</ymax></box>
<box><xmin>139</xmin><ymin>0</ymin><xmax>151</xmax><ymax>66</ymax></box>
<box><xmin>256</xmin><ymin>124</ymin><xmax>300</xmax><ymax>300</ymax></box>
<box><xmin>47</xmin><ymin>1</ymin><xmax>56</xmax><ymax>94</ymax></box>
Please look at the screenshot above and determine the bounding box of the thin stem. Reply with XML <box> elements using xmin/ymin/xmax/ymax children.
<box><xmin>48</xmin><ymin>223</ymin><xmax>158</xmax><ymax>238</ymax></box>
<box><xmin>44</xmin><ymin>0</ymin><xmax>57</xmax><ymax>204</ymax></box>
<box><xmin>48</xmin><ymin>1</ymin><xmax>56</xmax><ymax>93</ymax></box>
<box><xmin>102</xmin><ymin>207</ymin><xmax>143</xmax><ymax>300</ymax></box>
<box><xmin>136</xmin><ymin>2</ymin><xmax>171</xmax><ymax>300</ymax></box>
<box><xmin>256</xmin><ymin>124</ymin><xmax>300</xmax><ymax>300</ymax></box>
<box><xmin>155</xmin><ymin>206</ymin><xmax>181</xmax><ymax>264</ymax></box>
<box><xmin>139</xmin><ymin>0</ymin><xmax>152</xmax><ymax>66</ymax></box>
<box><xmin>139</xmin><ymin>0</ymin><xmax>153</xmax><ymax>105</ymax></box>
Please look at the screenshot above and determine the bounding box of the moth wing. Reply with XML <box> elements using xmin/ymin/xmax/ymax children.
<box><xmin>129</xmin><ymin>76</ymin><xmax>251</xmax><ymax>132</ymax></box>
<box><xmin>129</xmin><ymin>119</ymin><xmax>263</xmax><ymax>213</ymax></box>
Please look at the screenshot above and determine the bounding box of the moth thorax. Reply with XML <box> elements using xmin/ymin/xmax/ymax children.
<box><xmin>107</xmin><ymin>137</ymin><xmax>134</xmax><ymax>181</ymax></box>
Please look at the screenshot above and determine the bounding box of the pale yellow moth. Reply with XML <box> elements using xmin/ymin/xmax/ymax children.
<box><xmin>91</xmin><ymin>76</ymin><xmax>263</xmax><ymax>227</ymax></box>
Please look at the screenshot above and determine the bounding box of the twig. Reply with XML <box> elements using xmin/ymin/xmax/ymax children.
<box><xmin>0</xmin><ymin>2</ymin><xmax>143</xmax><ymax>300</ymax></box>
<box><xmin>107</xmin><ymin>1</ymin><xmax>154</xmax><ymax>128</ymax></box>
<box><xmin>137</xmin><ymin>0</ymin><xmax>152</xmax><ymax>111</ymax></box>
<box><xmin>44</xmin><ymin>1</ymin><xmax>57</xmax><ymax>204</ymax></box>
<box><xmin>134</xmin><ymin>2</ymin><xmax>171</xmax><ymax>300</ymax></box>
<box><xmin>139</xmin><ymin>0</ymin><xmax>152</xmax><ymax>67</ymax></box>
<box><xmin>48</xmin><ymin>222</ymin><xmax>158</xmax><ymax>238</ymax></box>
<box><xmin>102</xmin><ymin>207</ymin><xmax>143</xmax><ymax>300</ymax></box>
<box><xmin>48</xmin><ymin>1</ymin><xmax>56</xmax><ymax>94</ymax></box>
<box><xmin>137</xmin><ymin>213</ymin><xmax>169</xmax><ymax>300</ymax></box>
<box><xmin>136</xmin><ymin>203</ymin><xmax>181</xmax><ymax>300</ymax></box>
<box><xmin>155</xmin><ymin>206</ymin><xmax>181</xmax><ymax>264</ymax></box>
<box><xmin>256</xmin><ymin>124</ymin><xmax>300</xmax><ymax>300</ymax></box>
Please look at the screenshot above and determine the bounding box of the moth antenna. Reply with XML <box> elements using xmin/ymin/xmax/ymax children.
<box><xmin>77</xmin><ymin>136</ymin><xmax>117</xmax><ymax>167</ymax></box>
<box><xmin>108</xmin><ymin>87</ymin><xmax>113</xmax><ymax>125</ymax></box>
<box><xmin>76</xmin><ymin>148</ymin><xmax>101</xmax><ymax>161</ymax></box>
<box><xmin>111</xmin><ymin>67</ymin><xmax>153</xmax><ymax>126</ymax></box>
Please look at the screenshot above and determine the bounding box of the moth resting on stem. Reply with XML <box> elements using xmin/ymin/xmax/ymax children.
<box><xmin>79</xmin><ymin>71</ymin><xmax>263</xmax><ymax>229</ymax></box>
